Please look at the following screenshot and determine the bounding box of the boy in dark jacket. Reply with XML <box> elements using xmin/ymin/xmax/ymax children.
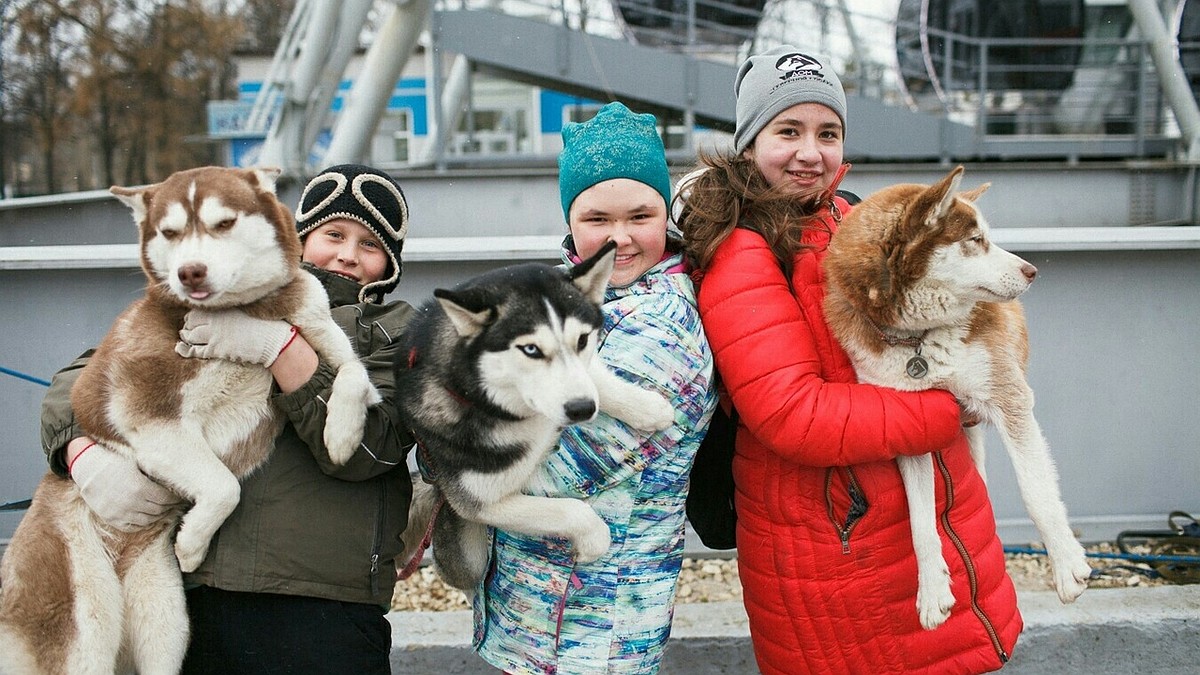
<box><xmin>40</xmin><ymin>164</ymin><xmax>416</xmax><ymax>673</ymax></box>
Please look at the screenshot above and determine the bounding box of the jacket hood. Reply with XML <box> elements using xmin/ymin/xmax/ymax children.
<box><xmin>559</xmin><ymin>232</ymin><xmax>694</xmax><ymax>304</ymax></box>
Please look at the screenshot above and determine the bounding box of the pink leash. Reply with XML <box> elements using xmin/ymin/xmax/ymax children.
<box><xmin>396</xmin><ymin>494</ymin><xmax>445</xmax><ymax>581</ymax></box>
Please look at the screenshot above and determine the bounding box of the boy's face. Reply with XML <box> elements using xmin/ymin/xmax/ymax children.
<box><xmin>568</xmin><ymin>178</ymin><xmax>668</xmax><ymax>287</ymax></box>
<box><xmin>301</xmin><ymin>218</ymin><xmax>389</xmax><ymax>285</ymax></box>
<box><xmin>744</xmin><ymin>102</ymin><xmax>844</xmax><ymax>195</ymax></box>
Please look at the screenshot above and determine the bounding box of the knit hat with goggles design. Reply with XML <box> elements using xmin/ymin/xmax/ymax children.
<box><xmin>296</xmin><ymin>164</ymin><xmax>408</xmax><ymax>303</ymax></box>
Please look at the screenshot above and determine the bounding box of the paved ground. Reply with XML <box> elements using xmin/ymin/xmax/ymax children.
<box><xmin>388</xmin><ymin>584</ymin><xmax>1200</xmax><ymax>674</ymax></box>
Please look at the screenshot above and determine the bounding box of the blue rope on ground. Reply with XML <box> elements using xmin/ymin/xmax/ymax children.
<box><xmin>0</xmin><ymin>365</ymin><xmax>51</xmax><ymax>387</ymax></box>
<box><xmin>1004</xmin><ymin>545</ymin><xmax>1200</xmax><ymax>565</ymax></box>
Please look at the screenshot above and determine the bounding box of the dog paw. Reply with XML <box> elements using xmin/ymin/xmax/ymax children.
<box><xmin>617</xmin><ymin>391</ymin><xmax>675</xmax><ymax>433</ymax></box>
<box><xmin>322</xmin><ymin>396</ymin><xmax>368</xmax><ymax>465</ymax></box>
<box><xmin>323</xmin><ymin>420</ymin><xmax>362</xmax><ymax>465</ymax></box>
<box><xmin>570</xmin><ymin>506</ymin><xmax>612</xmax><ymax>564</ymax></box>
<box><xmin>1051</xmin><ymin>550</ymin><xmax>1092</xmax><ymax>604</ymax></box>
<box><xmin>174</xmin><ymin>532</ymin><xmax>209</xmax><ymax>573</ymax></box>
<box><xmin>916</xmin><ymin>565</ymin><xmax>955</xmax><ymax>630</ymax></box>
<box><xmin>322</xmin><ymin>364</ymin><xmax>376</xmax><ymax>464</ymax></box>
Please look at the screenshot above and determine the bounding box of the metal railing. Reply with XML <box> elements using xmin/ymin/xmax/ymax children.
<box><xmin>897</xmin><ymin>26</ymin><xmax>1176</xmax><ymax>142</ymax></box>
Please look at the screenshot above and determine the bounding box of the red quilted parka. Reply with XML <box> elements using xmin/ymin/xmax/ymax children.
<box><xmin>696</xmin><ymin>199</ymin><xmax>1022</xmax><ymax>675</ymax></box>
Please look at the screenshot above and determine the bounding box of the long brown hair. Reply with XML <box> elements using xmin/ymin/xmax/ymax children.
<box><xmin>675</xmin><ymin>151</ymin><xmax>832</xmax><ymax>278</ymax></box>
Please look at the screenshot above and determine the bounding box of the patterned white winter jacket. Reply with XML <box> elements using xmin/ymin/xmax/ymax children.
<box><xmin>472</xmin><ymin>239</ymin><xmax>717</xmax><ymax>675</ymax></box>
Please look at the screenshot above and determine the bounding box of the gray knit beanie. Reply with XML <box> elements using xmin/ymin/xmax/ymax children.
<box><xmin>733</xmin><ymin>46</ymin><xmax>847</xmax><ymax>154</ymax></box>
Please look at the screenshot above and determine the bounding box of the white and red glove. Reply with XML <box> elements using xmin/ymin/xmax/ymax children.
<box><xmin>176</xmin><ymin>309</ymin><xmax>297</xmax><ymax>367</ymax></box>
<box><xmin>69</xmin><ymin>441</ymin><xmax>180</xmax><ymax>531</ymax></box>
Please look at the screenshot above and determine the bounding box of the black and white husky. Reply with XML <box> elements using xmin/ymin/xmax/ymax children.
<box><xmin>395</xmin><ymin>242</ymin><xmax>675</xmax><ymax>590</ymax></box>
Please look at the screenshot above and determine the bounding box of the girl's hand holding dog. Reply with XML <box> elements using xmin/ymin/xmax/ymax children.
<box><xmin>67</xmin><ymin>437</ymin><xmax>180</xmax><ymax>531</ymax></box>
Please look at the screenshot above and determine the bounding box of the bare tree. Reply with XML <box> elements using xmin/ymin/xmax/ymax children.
<box><xmin>3</xmin><ymin>0</ymin><xmax>251</xmax><ymax>194</ymax></box>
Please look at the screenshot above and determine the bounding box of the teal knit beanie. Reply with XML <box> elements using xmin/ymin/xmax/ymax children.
<box><xmin>558</xmin><ymin>102</ymin><xmax>672</xmax><ymax>221</ymax></box>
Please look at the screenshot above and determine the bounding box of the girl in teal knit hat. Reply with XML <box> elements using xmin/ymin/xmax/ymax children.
<box><xmin>472</xmin><ymin>101</ymin><xmax>717</xmax><ymax>674</ymax></box>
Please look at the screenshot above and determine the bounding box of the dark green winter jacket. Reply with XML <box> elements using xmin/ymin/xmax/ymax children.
<box><xmin>40</xmin><ymin>264</ymin><xmax>415</xmax><ymax>607</ymax></box>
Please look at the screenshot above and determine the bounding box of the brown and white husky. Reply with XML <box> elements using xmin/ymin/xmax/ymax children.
<box><xmin>823</xmin><ymin>166</ymin><xmax>1092</xmax><ymax>630</ymax></box>
<box><xmin>0</xmin><ymin>166</ymin><xmax>378</xmax><ymax>674</ymax></box>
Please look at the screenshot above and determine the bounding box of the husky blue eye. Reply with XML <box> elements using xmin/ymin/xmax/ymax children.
<box><xmin>519</xmin><ymin>344</ymin><xmax>543</xmax><ymax>359</ymax></box>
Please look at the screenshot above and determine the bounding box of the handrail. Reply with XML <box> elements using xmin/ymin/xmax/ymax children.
<box><xmin>4</xmin><ymin>227</ymin><xmax>1200</xmax><ymax>272</ymax></box>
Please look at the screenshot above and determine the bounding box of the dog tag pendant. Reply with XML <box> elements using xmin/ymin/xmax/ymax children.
<box><xmin>906</xmin><ymin>355</ymin><xmax>929</xmax><ymax>379</ymax></box>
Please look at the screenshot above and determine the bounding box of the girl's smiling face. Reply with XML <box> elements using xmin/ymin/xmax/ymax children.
<box><xmin>744</xmin><ymin>102</ymin><xmax>844</xmax><ymax>195</ymax></box>
<box><xmin>301</xmin><ymin>219</ymin><xmax>389</xmax><ymax>285</ymax></box>
<box><xmin>568</xmin><ymin>178</ymin><xmax>668</xmax><ymax>287</ymax></box>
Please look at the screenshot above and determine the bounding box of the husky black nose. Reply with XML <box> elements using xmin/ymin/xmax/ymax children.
<box><xmin>563</xmin><ymin>398</ymin><xmax>597</xmax><ymax>423</ymax></box>
<box><xmin>178</xmin><ymin>263</ymin><xmax>208</xmax><ymax>288</ymax></box>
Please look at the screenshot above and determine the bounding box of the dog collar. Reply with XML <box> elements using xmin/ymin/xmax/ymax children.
<box><xmin>863</xmin><ymin>316</ymin><xmax>931</xmax><ymax>379</ymax></box>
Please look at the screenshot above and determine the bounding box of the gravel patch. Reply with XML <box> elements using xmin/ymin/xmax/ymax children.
<box><xmin>390</xmin><ymin>541</ymin><xmax>1174</xmax><ymax>613</ymax></box>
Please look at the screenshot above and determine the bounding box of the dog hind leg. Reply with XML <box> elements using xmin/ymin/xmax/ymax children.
<box><xmin>431</xmin><ymin>507</ymin><xmax>490</xmax><ymax>593</ymax></box>
<box><xmin>0</xmin><ymin>490</ymin><xmax>121</xmax><ymax>675</ymax></box>
<box><xmin>63</xmin><ymin>508</ymin><xmax>126</xmax><ymax>675</ymax></box>
<box><xmin>122</xmin><ymin>528</ymin><xmax>189</xmax><ymax>674</ymax></box>
<box><xmin>898</xmin><ymin>454</ymin><xmax>955</xmax><ymax>630</ymax></box>
<box><xmin>964</xmin><ymin>422</ymin><xmax>988</xmax><ymax>485</ymax></box>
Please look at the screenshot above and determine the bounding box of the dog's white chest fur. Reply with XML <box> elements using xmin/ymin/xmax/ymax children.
<box><xmin>181</xmin><ymin>361</ymin><xmax>277</xmax><ymax>455</ymax></box>
<box><xmin>847</xmin><ymin>325</ymin><xmax>991</xmax><ymax>400</ymax></box>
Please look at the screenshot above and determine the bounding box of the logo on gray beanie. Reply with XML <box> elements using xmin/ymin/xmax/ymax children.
<box><xmin>776</xmin><ymin>53</ymin><xmax>821</xmax><ymax>80</ymax></box>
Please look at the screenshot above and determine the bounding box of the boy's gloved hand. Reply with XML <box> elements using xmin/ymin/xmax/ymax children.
<box><xmin>70</xmin><ymin>442</ymin><xmax>180</xmax><ymax>531</ymax></box>
<box><xmin>176</xmin><ymin>309</ymin><xmax>296</xmax><ymax>367</ymax></box>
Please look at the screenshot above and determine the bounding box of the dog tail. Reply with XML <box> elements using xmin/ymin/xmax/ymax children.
<box><xmin>397</xmin><ymin>477</ymin><xmax>440</xmax><ymax>578</ymax></box>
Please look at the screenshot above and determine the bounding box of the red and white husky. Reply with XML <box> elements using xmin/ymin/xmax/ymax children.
<box><xmin>823</xmin><ymin>166</ymin><xmax>1091</xmax><ymax>630</ymax></box>
<box><xmin>0</xmin><ymin>166</ymin><xmax>377</xmax><ymax>674</ymax></box>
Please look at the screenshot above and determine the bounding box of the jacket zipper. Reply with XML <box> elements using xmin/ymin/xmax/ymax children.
<box><xmin>825</xmin><ymin>467</ymin><xmax>868</xmax><ymax>554</ymax></box>
<box><xmin>369</xmin><ymin>481</ymin><xmax>387</xmax><ymax>597</ymax></box>
<box><xmin>934</xmin><ymin>451</ymin><xmax>1009</xmax><ymax>664</ymax></box>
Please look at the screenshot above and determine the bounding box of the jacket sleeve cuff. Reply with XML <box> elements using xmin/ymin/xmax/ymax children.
<box><xmin>274</xmin><ymin>359</ymin><xmax>337</xmax><ymax>418</ymax></box>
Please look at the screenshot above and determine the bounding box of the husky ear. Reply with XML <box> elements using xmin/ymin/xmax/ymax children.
<box><xmin>251</xmin><ymin>166</ymin><xmax>282</xmax><ymax>195</ymax></box>
<box><xmin>434</xmin><ymin>288</ymin><xmax>496</xmax><ymax>337</ymax></box>
<box><xmin>570</xmin><ymin>241</ymin><xmax>617</xmax><ymax>304</ymax></box>
<box><xmin>958</xmin><ymin>182</ymin><xmax>990</xmax><ymax>203</ymax></box>
<box><xmin>923</xmin><ymin>165</ymin><xmax>965</xmax><ymax>225</ymax></box>
<box><xmin>110</xmin><ymin>185</ymin><xmax>151</xmax><ymax>224</ymax></box>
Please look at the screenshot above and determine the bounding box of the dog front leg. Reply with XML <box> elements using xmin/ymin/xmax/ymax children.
<box><xmin>897</xmin><ymin>454</ymin><xmax>955</xmax><ymax>630</ymax></box>
<box><xmin>998</xmin><ymin>403</ymin><xmax>1090</xmax><ymax>603</ymax></box>
<box><xmin>589</xmin><ymin>360</ymin><xmax>674</xmax><ymax>432</ymax></box>
<box><xmin>475</xmin><ymin>494</ymin><xmax>611</xmax><ymax>564</ymax></box>
<box><xmin>292</xmin><ymin>298</ymin><xmax>380</xmax><ymax>464</ymax></box>
<box><xmin>134</xmin><ymin>427</ymin><xmax>242</xmax><ymax>573</ymax></box>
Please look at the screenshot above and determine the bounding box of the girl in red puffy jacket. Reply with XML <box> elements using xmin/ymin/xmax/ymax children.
<box><xmin>677</xmin><ymin>45</ymin><xmax>1022</xmax><ymax>675</ymax></box>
